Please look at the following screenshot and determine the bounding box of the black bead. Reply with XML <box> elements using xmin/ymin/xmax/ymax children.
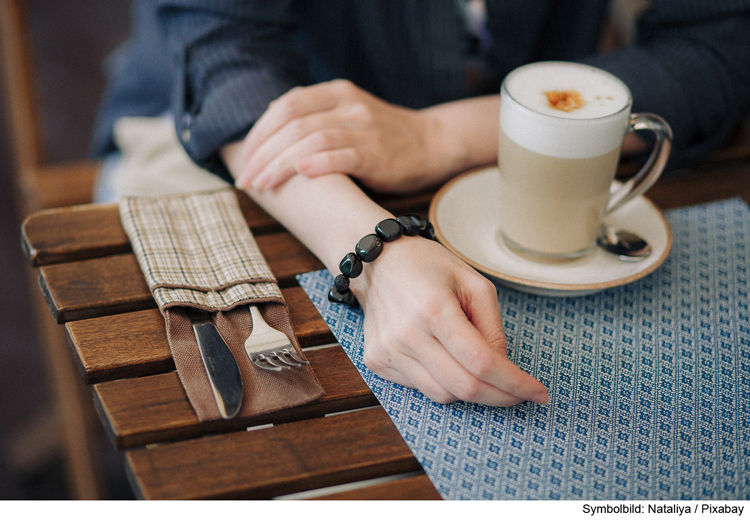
<box><xmin>334</xmin><ymin>274</ymin><xmax>350</xmax><ymax>292</ymax></box>
<box><xmin>339</xmin><ymin>252</ymin><xmax>363</xmax><ymax>278</ymax></box>
<box><xmin>328</xmin><ymin>284</ymin><xmax>358</xmax><ymax>306</ymax></box>
<box><xmin>355</xmin><ymin>233</ymin><xmax>383</xmax><ymax>263</ymax></box>
<box><xmin>397</xmin><ymin>214</ymin><xmax>427</xmax><ymax>236</ymax></box>
<box><xmin>420</xmin><ymin>219</ymin><xmax>436</xmax><ymax>240</ymax></box>
<box><xmin>375</xmin><ymin>218</ymin><xmax>403</xmax><ymax>242</ymax></box>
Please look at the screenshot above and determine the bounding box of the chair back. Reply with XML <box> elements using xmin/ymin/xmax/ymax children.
<box><xmin>1</xmin><ymin>0</ymin><xmax>45</xmax><ymax>194</ymax></box>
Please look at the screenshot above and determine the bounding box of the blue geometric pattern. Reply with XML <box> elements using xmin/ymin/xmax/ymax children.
<box><xmin>297</xmin><ymin>198</ymin><xmax>750</xmax><ymax>500</ymax></box>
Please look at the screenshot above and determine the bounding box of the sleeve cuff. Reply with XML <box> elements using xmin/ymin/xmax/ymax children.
<box><xmin>175</xmin><ymin>67</ymin><xmax>299</xmax><ymax>181</ymax></box>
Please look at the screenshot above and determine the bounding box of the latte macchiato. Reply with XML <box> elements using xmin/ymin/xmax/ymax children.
<box><xmin>497</xmin><ymin>62</ymin><xmax>671</xmax><ymax>259</ymax></box>
<box><xmin>499</xmin><ymin>130</ymin><xmax>621</xmax><ymax>255</ymax></box>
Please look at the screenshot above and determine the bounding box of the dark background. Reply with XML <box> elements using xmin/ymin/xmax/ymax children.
<box><xmin>0</xmin><ymin>0</ymin><xmax>132</xmax><ymax>499</ymax></box>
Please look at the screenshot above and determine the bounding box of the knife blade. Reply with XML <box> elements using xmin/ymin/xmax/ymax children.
<box><xmin>188</xmin><ymin>310</ymin><xmax>243</xmax><ymax>419</ymax></box>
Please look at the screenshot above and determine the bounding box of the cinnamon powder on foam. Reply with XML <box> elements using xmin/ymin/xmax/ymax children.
<box><xmin>545</xmin><ymin>90</ymin><xmax>585</xmax><ymax>112</ymax></box>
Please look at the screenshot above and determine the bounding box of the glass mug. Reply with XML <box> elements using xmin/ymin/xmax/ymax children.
<box><xmin>497</xmin><ymin>61</ymin><xmax>672</xmax><ymax>259</ymax></box>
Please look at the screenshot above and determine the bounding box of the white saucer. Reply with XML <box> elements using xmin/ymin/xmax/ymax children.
<box><xmin>428</xmin><ymin>166</ymin><xmax>672</xmax><ymax>297</ymax></box>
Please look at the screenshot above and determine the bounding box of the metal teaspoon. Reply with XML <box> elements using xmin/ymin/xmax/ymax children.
<box><xmin>596</xmin><ymin>225</ymin><xmax>652</xmax><ymax>261</ymax></box>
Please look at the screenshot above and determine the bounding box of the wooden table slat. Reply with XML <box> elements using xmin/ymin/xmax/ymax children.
<box><xmin>126</xmin><ymin>407</ymin><xmax>421</xmax><ymax>499</ymax></box>
<box><xmin>21</xmin><ymin>190</ymin><xmax>279</xmax><ymax>266</ymax></box>
<box><xmin>38</xmin><ymin>231</ymin><xmax>323</xmax><ymax>324</ymax></box>
<box><xmin>66</xmin><ymin>286</ymin><xmax>334</xmax><ymax>384</ymax></box>
<box><xmin>312</xmin><ymin>473</ymin><xmax>442</xmax><ymax>500</ymax></box>
<box><xmin>21</xmin><ymin>203</ymin><xmax>131</xmax><ymax>266</ymax></box>
<box><xmin>39</xmin><ymin>253</ymin><xmax>153</xmax><ymax>323</ymax></box>
<box><xmin>94</xmin><ymin>345</ymin><xmax>376</xmax><ymax>449</ymax></box>
<box><xmin>22</xmin><ymin>189</ymin><xmax>433</xmax><ymax>267</ymax></box>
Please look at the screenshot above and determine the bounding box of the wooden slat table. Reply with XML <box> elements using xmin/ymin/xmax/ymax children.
<box><xmin>21</xmin><ymin>159</ymin><xmax>750</xmax><ymax>499</ymax></box>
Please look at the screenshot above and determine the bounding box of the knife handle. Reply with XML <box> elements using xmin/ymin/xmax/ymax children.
<box><xmin>189</xmin><ymin>311</ymin><xmax>243</xmax><ymax>419</ymax></box>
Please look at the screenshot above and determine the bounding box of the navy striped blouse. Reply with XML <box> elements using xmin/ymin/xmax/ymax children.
<box><xmin>92</xmin><ymin>0</ymin><xmax>750</xmax><ymax>180</ymax></box>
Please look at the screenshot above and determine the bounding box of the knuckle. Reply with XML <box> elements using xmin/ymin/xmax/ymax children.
<box><xmin>429</xmin><ymin>390</ymin><xmax>456</xmax><ymax>405</ymax></box>
<box><xmin>491</xmin><ymin>327</ymin><xmax>508</xmax><ymax>349</ymax></box>
<box><xmin>349</xmin><ymin>148</ymin><xmax>366</xmax><ymax>172</ymax></box>
<box><xmin>478</xmin><ymin>277</ymin><xmax>498</xmax><ymax>297</ymax></box>
<box><xmin>398</xmin><ymin>327</ymin><xmax>422</xmax><ymax>353</ymax></box>
<box><xmin>464</xmin><ymin>271</ymin><xmax>496</xmax><ymax>297</ymax></box>
<box><xmin>311</xmin><ymin>130</ymin><xmax>337</xmax><ymax>150</ymax></box>
<box><xmin>287</xmin><ymin>118</ymin><xmax>307</xmax><ymax>138</ymax></box>
<box><xmin>420</xmin><ymin>295</ymin><xmax>449</xmax><ymax>322</ymax></box>
<box><xmin>362</xmin><ymin>344</ymin><xmax>386</xmax><ymax>372</ymax></box>
<box><xmin>310</xmin><ymin>150</ymin><xmax>332</xmax><ymax>170</ymax></box>
<box><xmin>466</xmin><ymin>351</ymin><xmax>494</xmax><ymax>379</ymax></box>
<box><xmin>350</xmin><ymin>102</ymin><xmax>374</xmax><ymax>124</ymax></box>
<box><xmin>272</xmin><ymin>95</ymin><xmax>300</xmax><ymax>120</ymax></box>
<box><xmin>386</xmin><ymin>320</ymin><xmax>414</xmax><ymax>348</ymax></box>
<box><xmin>331</xmin><ymin>78</ymin><xmax>356</xmax><ymax>94</ymax></box>
<box><xmin>452</xmin><ymin>378</ymin><xmax>482</xmax><ymax>403</ymax></box>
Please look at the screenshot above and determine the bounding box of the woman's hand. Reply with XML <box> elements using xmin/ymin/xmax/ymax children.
<box><xmin>233</xmin><ymin>80</ymin><xmax>501</xmax><ymax>194</ymax></box>
<box><xmin>222</xmin><ymin>143</ymin><xmax>543</xmax><ymax>407</ymax></box>
<box><xmin>235</xmin><ymin>79</ymin><xmax>453</xmax><ymax>193</ymax></box>
<box><xmin>350</xmin><ymin>235</ymin><xmax>549</xmax><ymax>406</ymax></box>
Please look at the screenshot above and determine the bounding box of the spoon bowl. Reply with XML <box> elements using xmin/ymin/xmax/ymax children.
<box><xmin>596</xmin><ymin>226</ymin><xmax>651</xmax><ymax>261</ymax></box>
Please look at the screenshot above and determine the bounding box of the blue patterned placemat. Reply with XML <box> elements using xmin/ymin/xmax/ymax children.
<box><xmin>297</xmin><ymin>198</ymin><xmax>750</xmax><ymax>500</ymax></box>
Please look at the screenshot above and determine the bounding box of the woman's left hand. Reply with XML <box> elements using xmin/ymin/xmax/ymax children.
<box><xmin>233</xmin><ymin>79</ymin><xmax>456</xmax><ymax>193</ymax></box>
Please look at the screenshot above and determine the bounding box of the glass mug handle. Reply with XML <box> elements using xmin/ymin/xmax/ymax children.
<box><xmin>604</xmin><ymin>113</ymin><xmax>673</xmax><ymax>215</ymax></box>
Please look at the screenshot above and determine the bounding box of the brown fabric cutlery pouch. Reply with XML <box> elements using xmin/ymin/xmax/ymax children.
<box><xmin>119</xmin><ymin>188</ymin><xmax>324</xmax><ymax>421</ymax></box>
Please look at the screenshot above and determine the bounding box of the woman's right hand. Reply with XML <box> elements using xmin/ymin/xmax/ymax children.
<box><xmin>222</xmin><ymin>141</ymin><xmax>546</xmax><ymax>406</ymax></box>
<box><xmin>349</xmin><ymin>234</ymin><xmax>549</xmax><ymax>407</ymax></box>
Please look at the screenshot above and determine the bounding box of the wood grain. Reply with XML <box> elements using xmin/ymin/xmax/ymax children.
<box><xmin>126</xmin><ymin>407</ymin><xmax>421</xmax><ymax>499</ymax></box>
<box><xmin>66</xmin><ymin>286</ymin><xmax>334</xmax><ymax>384</ymax></box>
<box><xmin>66</xmin><ymin>308</ymin><xmax>170</xmax><ymax>383</ymax></box>
<box><xmin>21</xmin><ymin>189</ymin><xmax>281</xmax><ymax>266</ymax></box>
<box><xmin>94</xmin><ymin>346</ymin><xmax>376</xmax><ymax>449</ymax></box>
<box><xmin>39</xmin><ymin>253</ymin><xmax>154</xmax><ymax>323</ymax></box>
<box><xmin>37</xmin><ymin>232</ymin><xmax>324</xmax><ymax>324</ymax></box>
<box><xmin>312</xmin><ymin>473</ymin><xmax>442</xmax><ymax>500</ymax></box>
<box><xmin>22</xmin><ymin>201</ymin><xmax>130</xmax><ymax>266</ymax></box>
<box><xmin>22</xmin><ymin>188</ymin><xmax>433</xmax><ymax>267</ymax></box>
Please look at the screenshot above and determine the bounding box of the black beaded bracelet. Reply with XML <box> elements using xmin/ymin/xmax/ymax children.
<box><xmin>328</xmin><ymin>214</ymin><xmax>436</xmax><ymax>307</ymax></box>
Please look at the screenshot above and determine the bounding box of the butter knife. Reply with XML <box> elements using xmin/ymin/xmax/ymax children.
<box><xmin>188</xmin><ymin>310</ymin><xmax>243</xmax><ymax>419</ymax></box>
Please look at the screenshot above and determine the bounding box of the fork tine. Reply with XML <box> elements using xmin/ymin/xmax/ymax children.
<box><xmin>260</xmin><ymin>353</ymin><xmax>291</xmax><ymax>370</ymax></box>
<box><xmin>245</xmin><ymin>304</ymin><xmax>309</xmax><ymax>370</ymax></box>
<box><xmin>274</xmin><ymin>351</ymin><xmax>304</xmax><ymax>367</ymax></box>
<box><xmin>251</xmin><ymin>355</ymin><xmax>285</xmax><ymax>371</ymax></box>
<box><xmin>284</xmin><ymin>349</ymin><xmax>310</xmax><ymax>365</ymax></box>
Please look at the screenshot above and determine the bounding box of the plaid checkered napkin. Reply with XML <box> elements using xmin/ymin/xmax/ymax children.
<box><xmin>119</xmin><ymin>189</ymin><xmax>323</xmax><ymax>421</ymax></box>
<box><xmin>120</xmin><ymin>188</ymin><xmax>282</xmax><ymax>310</ymax></box>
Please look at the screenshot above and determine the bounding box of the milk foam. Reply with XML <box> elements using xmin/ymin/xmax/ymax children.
<box><xmin>500</xmin><ymin>62</ymin><xmax>632</xmax><ymax>158</ymax></box>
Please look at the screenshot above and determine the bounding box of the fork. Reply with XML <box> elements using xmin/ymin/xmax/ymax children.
<box><xmin>245</xmin><ymin>305</ymin><xmax>310</xmax><ymax>371</ymax></box>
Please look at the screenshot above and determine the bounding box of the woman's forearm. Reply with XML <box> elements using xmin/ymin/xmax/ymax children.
<box><xmin>222</xmin><ymin>141</ymin><xmax>390</xmax><ymax>273</ymax></box>
<box><xmin>221</xmin><ymin>139</ymin><xmax>549</xmax><ymax>407</ymax></box>
<box><xmin>419</xmin><ymin>94</ymin><xmax>500</xmax><ymax>181</ymax></box>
